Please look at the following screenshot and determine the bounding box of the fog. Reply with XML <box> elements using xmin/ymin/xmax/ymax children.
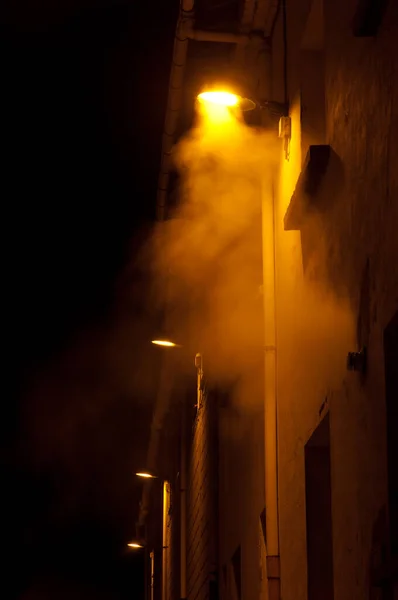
<box><xmin>151</xmin><ymin>102</ymin><xmax>276</xmax><ymax>396</ymax></box>
<box><xmin>150</xmin><ymin>98</ymin><xmax>355</xmax><ymax>411</ymax></box>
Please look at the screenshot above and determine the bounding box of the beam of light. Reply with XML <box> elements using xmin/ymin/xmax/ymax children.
<box><xmin>151</xmin><ymin>339</ymin><xmax>178</xmax><ymax>347</ymax></box>
<box><xmin>128</xmin><ymin>542</ymin><xmax>144</xmax><ymax>549</ymax></box>
<box><xmin>197</xmin><ymin>91</ymin><xmax>240</xmax><ymax>107</ymax></box>
<box><xmin>136</xmin><ymin>472</ymin><xmax>157</xmax><ymax>479</ymax></box>
<box><xmin>198</xmin><ymin>101</ymin><xmax>235</xmax><ymax>126</ymax></box>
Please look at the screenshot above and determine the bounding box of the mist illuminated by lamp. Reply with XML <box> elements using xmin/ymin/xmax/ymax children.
<box><xmin>151</xmin><ymin>339</ymin><xmax>178</xmax><ymax>347</ymax></box>
<box><xmin>197</xmin><ymin>91</ymin><xmax>240</xmax><ymax>107</ymax></box>
<box><xmin>197</xmin><ymin>99</ymin><xmax>235</xmax><ymax>126</ymax></box>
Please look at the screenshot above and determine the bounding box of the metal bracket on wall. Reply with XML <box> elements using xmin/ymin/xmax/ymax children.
<box><xmin>259</xmin><ymin>100</ymin><xmax>289</xmax><ymax>119</ymax></box>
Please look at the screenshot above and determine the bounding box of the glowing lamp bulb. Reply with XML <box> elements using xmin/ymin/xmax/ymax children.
<box><xmin>128</xmin><ymin>542</ymin><xmax>144</xmax><ymax>549</ymax></box>
<box><xmin>151</xmin><ymin>340</ymin><xmax>178</xmax><ymax>348</ymax></box>
<box><xmin>136</xmin><ymin>472</ymin><xmax>156</xmax><ymax>479</ymax></box>
<box><xmin>197</xmin><ymin>91</ymin><xmax>240</xmax><ymax>107</ymax></box>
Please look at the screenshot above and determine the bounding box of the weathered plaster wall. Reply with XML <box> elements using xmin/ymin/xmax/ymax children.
<box><xmin>271</xmin><ymin>1</ymin><xmax>397</xmax><ymax>599</ymax></box>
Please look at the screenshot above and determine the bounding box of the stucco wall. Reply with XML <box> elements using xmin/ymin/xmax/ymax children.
<box><xmin>175</xmin><ymin>4</ymin><xmax>397</xmax><ymax>600</ymax></box>
<box><xmin>187</xmin><ymin>388</ymin><xmax>218</xmax><ymax>600</ymax></box>
<box><xmin>218</xmin><ymin>401</ymin><xmax>265</xmax><ymax>600</ymax></box>
<box><xmin>270</xmin><ymin>1</ymin><xmax>398</xmax><ymax>599</ymax></box>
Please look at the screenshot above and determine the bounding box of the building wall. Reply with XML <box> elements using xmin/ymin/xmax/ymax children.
<box><xmin>165</xmin><ymin>479</ymin><xmax>180</xmax><ymax>600</ymax></box>
<box><xmin>270</xmin><ymin>1</ymin><xmax>398</xmax><ymax>600</ymax></box>
<box><xmin>187</xmin><ymin>387</ymin><xmax>218</xmax><ymax>600</ymax></box>
<box><xmin>159</xmin><ymin>4</ymin><xmax>398</xmax><ymax>600</ymax></box>
<box><xmin>218</xmin><ymin>396</ymin><xmax>265</xmax><ymax>600</ymax></box>
<box><xmin>156</xmin><ymin>398</ymin><xmax>182</xmax><ymax>600</ymax></box>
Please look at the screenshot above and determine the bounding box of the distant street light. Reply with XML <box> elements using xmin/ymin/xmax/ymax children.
<box><xmin>151</xmin><ymin>339</ymin><xmax>180</xmax><ymax>348</ymax></box>
<box><xmin>152</xmin><ymin>337</ymin><xmax>204</xmax><ymax>410</ymax></box>
<box><xmin>128</xmin><ymin>541</ymin><xmax>144</xmax><ymax>549</ymax></box>
<box><xmin>136</xmin><ymin>471</ymin><xmax>157</xmax><ymax>479</ymax></box>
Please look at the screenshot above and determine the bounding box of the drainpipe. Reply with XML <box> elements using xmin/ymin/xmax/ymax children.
<box><xmin>259</xmin><ymin>39</ymin><xmax>281</xmax><ymax>600</ymax></box>
<box><xmin>195</xmin><ymin>353</ymin><xmax>203</xmax><ymax>409</ymax></box>
<box><xmin>262</xmin><ymin>178</ymin><xmax>280</xmax><ymax>600</ymax></box>
<box><xmin>162</xmin><ymin>480</ymin><xmax>171</xmax><ymax>600</ymax></box>
<box><xmin>150</xmin><ymin>550</ymin><xmax>155</xmax><ymax>600</ymax></box>
<box><xmin>258</xmin><ymin>0</ymin><xmax>288</xmax><ymax>595</ymax></box>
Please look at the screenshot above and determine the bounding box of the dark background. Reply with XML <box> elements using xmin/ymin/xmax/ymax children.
<box><xmin>1</xmin><ymin>0</ymin><xmax>177</xmax><ymax>597</ymax></box>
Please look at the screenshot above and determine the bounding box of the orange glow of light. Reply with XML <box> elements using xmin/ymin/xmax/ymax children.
<box><xmin>128</xmin><ymin>542</ymin><xmax>144</xmax><ymax>549</ymax></box>
<box><xmin>198</xmin><ymin>101</ymin><xmax>235</xmax><ymax>126</ymax></box>
<box><xmin>151</xmin><ymin>339</ymin><xmax>178</xmax><ymax>347</ymax></box>
<box><xmin>136</xmin><ymin>472</ymin><xmax>157</xmax><ymax>479</ymax></box>
<box><xmin>197</xmin><ymin>91</ymin><xmax>240</xmax><ymax>107</ymax></box>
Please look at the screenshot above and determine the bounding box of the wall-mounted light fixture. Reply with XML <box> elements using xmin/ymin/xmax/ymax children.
<box><xmin>197</xmin><ymin>88</ymin><xmax>256</xmax><ymax>112</ymax></box>
<box><xmin>136</xmin><ymin>470</ymin><xmax>158</xmax><ymax>479</ymax></box>
<box><xmin>196</xmin><ymin>86</ymin><xmax>289</xmax><ymax>117</ymax></box>
<box><xmin>195</xmin><ymin>82</ymin><xmax>289</xmax><ymax>152</ymax></box>
<box><xmin>127</xmin><ymin>540</ymin><xmax>145</xmax><ymax>549</ymax></box>
<box><xmin>151</xmin><ymin>339</ymin><xmax>181</xmax><ymax>348</ymax></box>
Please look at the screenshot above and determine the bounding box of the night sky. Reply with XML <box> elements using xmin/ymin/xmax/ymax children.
<box><xmin>1</xmin><ymin>0</ymin><xmax>177</xmax><ymax>597</ymax></box>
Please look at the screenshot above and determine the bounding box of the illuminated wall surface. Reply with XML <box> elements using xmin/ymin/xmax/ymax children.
<box><xmin>272</xmin><ymin>2</ymin><xmax>397</xmax><ymax>599</ymax></box>
<box><xmin>153</xmin><ymin>2</ymin><xmax>398</xmax><ymax>600</ymax></box>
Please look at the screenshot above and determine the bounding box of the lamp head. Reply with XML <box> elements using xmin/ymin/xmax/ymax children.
<box><xmin>136</xmin><ymin>471</ymin><xmax>157</xmax><ymax>479</ymax></box>
<box><xmin>195</xmin><ymin>69</ymin><xmax>257</xmax><ymax>113</ymax></box>
<box><xmin>151</xmin><ymin>339</ymin><xmax>180</xmax><ymax>348</ymax></box>
<box><xmin>197</xmin><ymin>88</ymin><xmax>256</xmax><ymax>112</ymax></box>
<box><xmin>127</xmin><ymin>541</ymin><xmax>145</xmax><ymax>549</ymax></box>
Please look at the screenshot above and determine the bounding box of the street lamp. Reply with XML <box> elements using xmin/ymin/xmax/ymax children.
<box><xmin>127</xmin><ymin>539</ymin><xmax>157</xmax><ymax>600</ymax></box>
<box><xmin>151</xmin><ymin>337</ymin><xmax>203</xmax><ymax>409</ymax></box>
<box><xmin>127</xmin><ymin>537</ymin><xmax>156</xmax><ymax>600</ymax></box>
<box><xmin>136</xmin><ymin>471</ymin><xmax>158</xmax><ymax>479</ymax></box>
<box><xmin>127</xmin><ymin>541</ymin><xmax>145</xmax><ymax>549</ymax></box>
<box><xmin>197</xmin><ymin>90</ymin><xmax>240</xmax><ymax>107</ymax></box>
<box><xmin>196</xmin><ymin>85</ymin><xmax>289</xmax><ymax>125</ymax></box>
<box><xmin>151</xmin><ymin>339</ymin><xmax>181</xmax><ymax>348</ymax></box>
<box><xmin>196</xmin><ymin>79</ymin><xmax>257</xmax><ymax>112</ymax></box>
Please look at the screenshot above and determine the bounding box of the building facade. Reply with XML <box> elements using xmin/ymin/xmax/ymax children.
<box><xmin>139</xmin><ymin>1</ymin><xmax>398</xmax><ymax>600</ymax></box>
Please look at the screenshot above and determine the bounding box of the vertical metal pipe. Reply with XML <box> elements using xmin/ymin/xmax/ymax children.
<box><xmin>195</xmin><ymin>353</ymin><xmax>203</xmax><ymax>409</ymax></box>
<box><xmin>262</xmin><ymin>182</ymin><xmax>280</xmax><ymax>599</ymax></box>
<box><xmin>260</xmin><ymin>41</ymin><xmax>280</xmax><ymax>600</ymax></box>
<box><xmin>162</xmin><ymin>480</ymin><xmax>170</xmax><ymax>600</ymax></box>
<box><xmin>150</xmin><ymin>550</ymin><xmax>155</xmax><ymax>600</ymax></box>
